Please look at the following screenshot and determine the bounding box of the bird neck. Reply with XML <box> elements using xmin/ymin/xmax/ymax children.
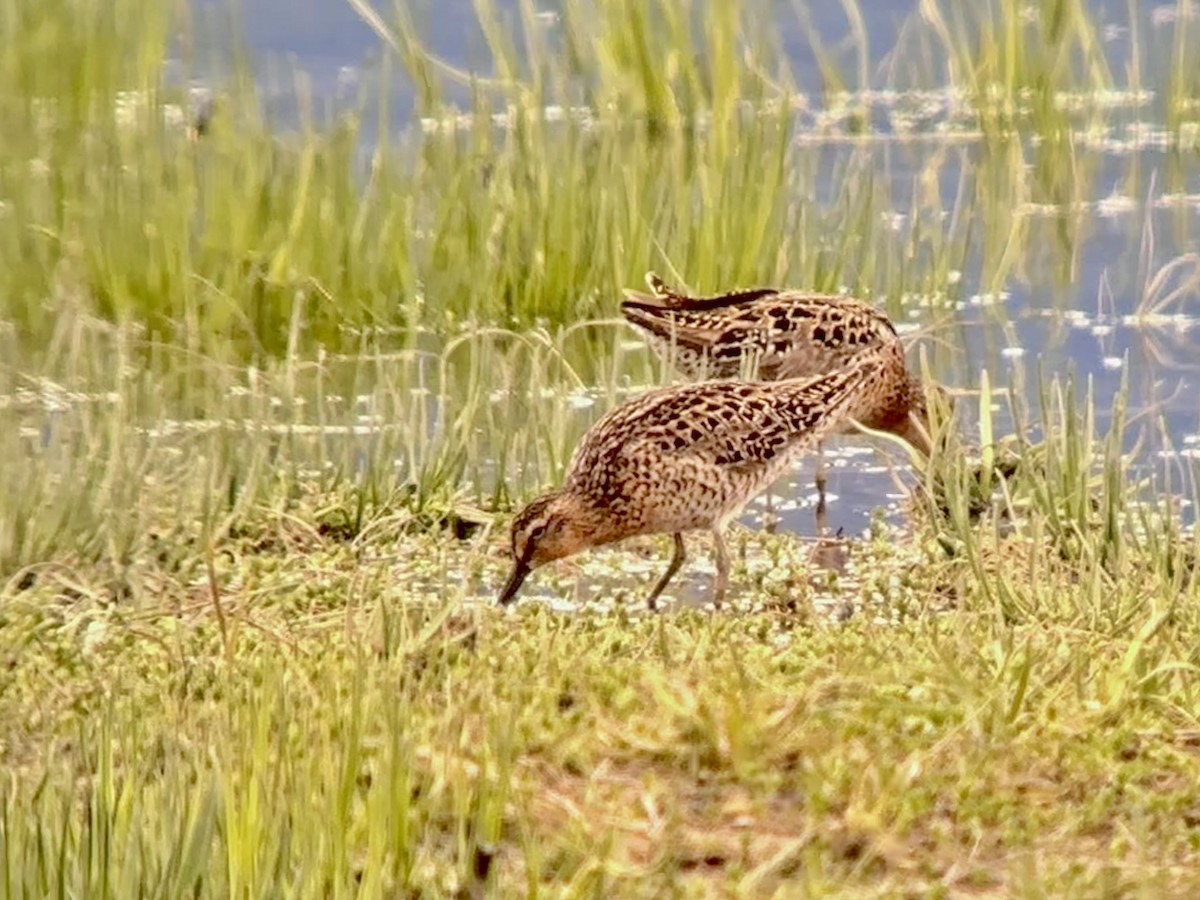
<box><xmin>545</xmin><ymin>489</ymin><xmax>624</xmax><ymax>551</ymax></box>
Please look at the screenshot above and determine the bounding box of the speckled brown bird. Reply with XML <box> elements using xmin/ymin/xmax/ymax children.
<box><xmin>497</xmin><ymin>352</ymin><xmax>890</xmax><ymax>610</ymax></box>
<box><xmin>622</xmin><ymin>272</ymin><xmax>936</xmax><ymax>456</ymax></box>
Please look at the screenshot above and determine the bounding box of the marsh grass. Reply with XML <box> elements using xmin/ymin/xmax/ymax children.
<box><xmin>917</xmin><ymin>362</ymin><xmax>1200</xmax><ymax>627</ymax></box>
<box><xmin>5</xmin><ymin>0</ymin><xmax>1196</xmax><ymax>364</ymax></box>
<box><xmin>3</xmin><ymin>0</ymin><xmax>1200</xmax><ymax>895</ymax></box>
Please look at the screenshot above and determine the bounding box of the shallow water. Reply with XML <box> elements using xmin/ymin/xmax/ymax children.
<box><xmin>173</xmin><ymin>1</ymin><xmax>1199</xmax><ymax>535</ymax></box>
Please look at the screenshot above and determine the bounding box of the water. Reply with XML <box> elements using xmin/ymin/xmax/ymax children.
<box><xmin>180</xmin><ymin>1</ymin><xmax>1199</xmax><ymax>537</ymax></box>
<box><xmin>189</xmin><ymin>0</ymin><xmax>920</xmax><ymax>118</ymax></box>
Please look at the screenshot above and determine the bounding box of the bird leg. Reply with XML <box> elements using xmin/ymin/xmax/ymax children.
<box><xmin>645</xmin><ymin>532</ymin><xmax>686</xmax><ymax>611</ymax></box>
<box><xmin>814</xmin><ymin>441</ymin><xmax>828</xmax><ymax>501</ymax></box>
<box><xmin>762</xmin><ymin>489</ymin><xmax>778</xmax><ymax>534</ymax></box>
<box><xmin>814</xmin><ymin>441</ymin><xmax>828</xmax><ymax>534</ymax></box>
<box><xmin>711</xmin><ymin>528</ymin><xmax>731</xmax><ymax>609</ymax></box>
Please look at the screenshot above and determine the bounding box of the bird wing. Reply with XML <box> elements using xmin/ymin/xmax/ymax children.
<box><xmin>622</xmin><ymin>272</ymin><xmax>902</xmax><ymax>379</ymax></box>
<box><xmin>630</xmin><ymin>365</ymin><xmax>872</xmax><ymax>469</ymax></box>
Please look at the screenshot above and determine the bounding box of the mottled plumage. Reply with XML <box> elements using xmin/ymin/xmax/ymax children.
<box><xmin>498</xmin><ymin>352</ymin><xmax>889</xmax><ymax>610</ymax></box>
<box><xmin>622</xmin><ymin>272</ymin><xmax>935</xmax><ymax>454</ymax></box>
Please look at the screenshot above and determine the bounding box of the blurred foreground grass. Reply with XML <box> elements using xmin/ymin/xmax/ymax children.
<box><xmin>4</xmin><ymin>506</ymin><xmax>1200</xmax><ymax>895</ymax></box>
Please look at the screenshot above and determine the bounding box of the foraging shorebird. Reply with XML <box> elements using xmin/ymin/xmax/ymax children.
<box><xmin>622</xmin><ymin>273</ymin><xmax>938</xmax><ymax>459</ymax></box>
<box><xmin>497</xmin><ymin>352</ymin><xmax>890</xmax><ymax>610</ymax></box>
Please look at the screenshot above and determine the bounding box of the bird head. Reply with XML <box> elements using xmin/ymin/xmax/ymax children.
<box><xmin>903</xmin><ymin>376</ymin><xmax>955</xmax><ymax>455</ymax></box>
<box><xmin>497</xmin><ymin>492</ymin><xmax>594</xmax><ymax>606</ymax></box>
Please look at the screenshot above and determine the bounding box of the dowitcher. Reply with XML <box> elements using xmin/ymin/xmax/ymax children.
<box><xmin>622</xmin><ymin>272</ymin><xmax>937</xmax><ymax>456</ymax></box>
<box><xmin>497</xmin><ymin>352</ymin><xmax>888</xmax><ymax>610</ymax></box>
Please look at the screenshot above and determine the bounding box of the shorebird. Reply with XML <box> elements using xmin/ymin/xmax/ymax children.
<box><xmin>622</xmin><ymin>273</ymin><xmax>937</xmax><ymax>454</ymax></box>
<box><xmin>497</xmin><ymin>352</ymin><xmax>889</xmax><ymax>610</ymax></box>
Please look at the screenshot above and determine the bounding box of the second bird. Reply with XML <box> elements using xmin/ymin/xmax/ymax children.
<box><xmin>622</xmin><ymin>272</ymin><xmax>937</xmax><ymax>455</ymax></box>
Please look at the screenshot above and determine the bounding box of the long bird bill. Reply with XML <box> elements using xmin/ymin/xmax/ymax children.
<box><xmin>497</xmin><ymin>560</ymin><xmax>531</xmax><ymax>606</ymax></box>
